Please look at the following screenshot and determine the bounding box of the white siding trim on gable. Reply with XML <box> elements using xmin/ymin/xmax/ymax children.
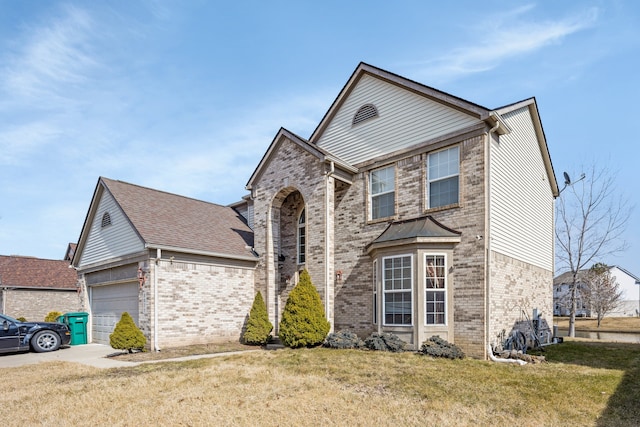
<box><xmin>490</xmin><ymin>106</ymin><xmax>554</xmax><ymax>271</ymax></box>
<box><xmin>316</xmin><ymin>74</ymin><xmax>480</xmax><ymax>165</ymax></box>
<box><xmin>78</xmin><ymin>190</ymin><xmax>145</xmax><ymax>267</ymax></box>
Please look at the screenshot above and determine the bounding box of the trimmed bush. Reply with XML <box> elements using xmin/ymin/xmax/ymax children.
<box><xmin>110</xmin><ymin>312</ymin><xmax>146</xmax><ymax>353</ymax></box>
<box><xmin>364</xmin><ymin>332</ymin><xmax>406</xmax><ymax>352</ymax></box>
<box><xmin>16</xmin><ymin>317</ymin><xmax>27</xmax><ymax>322</ymax></box>
<box><xmin>279</xmin><ymin>269</ymin><xmax>330</xmax><ymax>348</ymax></box>
<box><xmin>243</xmin><ymin>291</ymin><xmax>273</xmax><ymax>345</ymax></box>
<box><xmin>324</xmin><ymin>330</ymin><xmax>363</xmax><ymax>349</ymax></box>
<box><xmin>45</xmin><ymin>311</ymin><xmax>63</xmax><ymax>322</ymax></box>
<box><xmin>419</xmin><ymin>336</ymin><xmax>465</xmax><ymax>359</ymax></box>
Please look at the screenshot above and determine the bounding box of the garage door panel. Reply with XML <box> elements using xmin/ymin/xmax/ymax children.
<box><xmin>90</xmin><ymin>282</ymin><xmax>139</xmax><ymax>345</ymax></box>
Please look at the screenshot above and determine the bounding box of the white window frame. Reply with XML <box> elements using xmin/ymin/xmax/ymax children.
<box><xmin>372</xmin><ymin>260</ymin><xmax>378</xmax><ymax>325</ymax></box>
<box><xmin>427</xmin><ymin>146</ymin><xmax>460</xmax><ymax>209</ymax></box>
<box><xmin>297</xmin><ymin>208</ymin><xmax>306</xmax><ymax>264</ymax></box>
<box><xmin>425</xmin><ymin>253</ymin><xmax>447</xmax><ymax>326</ymax></box>
<box><xmin>382</xmin><ymin>254</ymin><xmax>413</xmax><ymax>326</ymax></box>
<box><xmin>369</xmin><ymin>165</ymin><xmax>396</xmax><ymax>220</ymax></box>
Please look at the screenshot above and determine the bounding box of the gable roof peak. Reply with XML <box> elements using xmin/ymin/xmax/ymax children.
<box><xmin>308</xmin><ymin>62</ymin><xmax>492</xmax><ymax>144</ymax></box>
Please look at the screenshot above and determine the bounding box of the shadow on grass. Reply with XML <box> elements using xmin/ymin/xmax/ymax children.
<box><xmin>538</xmin><ymin>341</ymin><xmax>640</xmax><ymax>426</ymax></box>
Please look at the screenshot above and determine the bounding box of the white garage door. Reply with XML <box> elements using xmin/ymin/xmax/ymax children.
<box><xmin>90</xmin><ymin>282</ymin><xmax>139</xmax><ymax>345</ymax></box>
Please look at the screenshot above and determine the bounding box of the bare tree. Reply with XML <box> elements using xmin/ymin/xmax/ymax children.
<box><xmin>555</xmin><ymin>163</ymin><xmax>631</xmax><ymax>337</ymax></box>
<box><xmin>583</xmin><ymin>263</ymin><xmax>623</xmax><ymax>327</ymax></box>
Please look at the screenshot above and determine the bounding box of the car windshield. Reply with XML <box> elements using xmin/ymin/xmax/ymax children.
<box><xmin>0</xmin><ymin>314</ymin><xmax>20</xmax><ymax>323</ymax></box>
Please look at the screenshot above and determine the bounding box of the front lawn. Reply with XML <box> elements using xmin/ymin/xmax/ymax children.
<box><xmin>1</xmin><ymin>341</ymin><xmax>638</xmax><ymax>426</ymax></box>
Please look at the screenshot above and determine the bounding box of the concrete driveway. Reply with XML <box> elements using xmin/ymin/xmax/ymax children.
<box><xmin>0</xmin><ymin>344</ymin><xmax>137</xmax><ymax>369</ymax></box>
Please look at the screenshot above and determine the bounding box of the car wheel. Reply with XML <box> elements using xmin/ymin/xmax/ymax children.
<box><xmin>31</xmin><ymin>330</ymin><xmax>61</xmax><ymax>353</ymax></box>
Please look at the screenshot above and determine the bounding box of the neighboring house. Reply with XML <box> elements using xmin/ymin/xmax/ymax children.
<box><xmin>71</xmin><ymin>178</ymin><xmax>256</xmax><ymax>348</ymax></box>
<box><xmin>554</xmin><ymin>266</ymin><xmax>640</xmax><ymax>317</ymax></box>
<box><xmin>0</xmin><ymin>255</ymin><xmax>81</xmax><ymax>321</ymax></box>
<box><xmin>553</xmin><ymin>270</ymin><xmax>590</xmax><ymax>317</ymax></box>
<box><xmin>73</xmin><ymin>63</ymin><xmax>558</xmax><ymax>358</ymax></box>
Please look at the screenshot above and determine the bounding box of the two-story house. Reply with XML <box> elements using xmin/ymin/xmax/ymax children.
<box><xmin>72</xmin><ymin>63</ymin><xmax>558</xmax><ymax>358</ymax></box>
<box><xmin>245</xmin><ymin>63</ymin><xmax>558</xmax><ymax>358</ymax></box>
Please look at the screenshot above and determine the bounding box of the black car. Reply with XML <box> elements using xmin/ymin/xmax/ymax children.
<box><xmin>0</xmin><ymin>314</ymin><xmax>71</xmax><ymax>353</ymax></box>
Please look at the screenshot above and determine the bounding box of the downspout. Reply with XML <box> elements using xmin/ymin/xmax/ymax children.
<box><xmin>485</xmin><ymin>115</ymin><xmax>501</xmax><ymax>360</ymax></box>
<box><xmin>487</xmin><ymin>345</ymin><xmax>527</xmax><ymax>365</ymax></box>
<box><xmin>154</xmin><ymin>248</ymin><xmax>161</xmax><ymax>352</ymax></box>
<box><xmin>325</xmin><ymin>161</ymin><xmax>335</xmax><ymax>326</ymax></box>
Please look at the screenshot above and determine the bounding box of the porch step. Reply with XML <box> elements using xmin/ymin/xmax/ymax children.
<box><xmin>266</xmin><ymin>336</ymin><xmax>285</xmax><ymax>350</ymax></box>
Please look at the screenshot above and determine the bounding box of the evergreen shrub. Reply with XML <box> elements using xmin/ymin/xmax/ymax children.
<box><xmin>364</xmin><ymin>332</ymin><xmax>406</xmax><ymax>352</ymax></box>
<box><xmin>279</xmin><ymin>269</ymin><xmax>330</xmax><ymax>348</ymax></box>
<box><xmin>243</xmin><ymin>291</ymin><xmax>273</xmax><ymax>345</ymax></box>
<box><xmin>419</xmin><ymin>336</ymin><xmax>465</xmax><ymax>359</ymax></box>
<box><xmin>110</xmin><ymin>312</ymin><xmax>146</xmax><ymax>353</ymax></box>
<box><xmin>45</xmin><ymin>311</ymin><xmax>63</xmax><ymax>322</ymax></box>
<box><xmin>324</xmin><ymin>330</ymin><xmax>363</xmax><ymax>349</ymax></box>
<box><xmin>16</xmin><ymin>317</ymin><xmax>27</xmax><ymax>322</ymax></box>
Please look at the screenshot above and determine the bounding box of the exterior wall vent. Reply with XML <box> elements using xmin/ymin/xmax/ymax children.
<box><xmin>353</xmin><ymin>104</ymin><xmax>379</xmax><ymax>126</ymax></box>
<box><xmin>101</xmin><ymin>212</ymin><xmax>112</xmax><ymax>228</ymax></box>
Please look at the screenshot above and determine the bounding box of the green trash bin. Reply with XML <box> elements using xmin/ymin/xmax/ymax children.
<box><xmin>62</xmin><ymin>312</ymin><xmax>89</xmax><ymax>345</ymax></box>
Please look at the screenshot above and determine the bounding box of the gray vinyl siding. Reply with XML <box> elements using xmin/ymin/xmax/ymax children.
<box><xmin>490</xmin><ymin>106</ymin><xmax>554</xmax><ymax>270</ymax></box>
<box><xmin>316</xmin><ymin>74</ymin><xmax>479</xmax><ymax>165</ymax></box>
<box><xmin>78</xmin><ymin>190</ymin><xmax>145</xmax><ymax>267</ymax></box>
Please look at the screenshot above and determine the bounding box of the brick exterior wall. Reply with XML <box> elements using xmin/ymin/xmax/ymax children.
<box><xmin>153</xmin><ymin>259</ymin><xmax>255</xmax><ymax>348</ymax></box>
<box><xmin>251</xmin><ymin>138</ymin><xmax>333</xmax><ymax>332</ymax></box>
<box><xmin>489</xmin><ymin>251</ymin><xmax>553</xmax><ymax>347</ymax></box>
<box><xmin>2</xmin><ymin>289</ymin><xmax>82</xmax><ymax>321</ymax></box>
<box><xmin>251</xmin><ymin>132</ymin><xmax>494</xmax><ymax>357</ymax></box>
<box><xmin>331</xmin><ymin>134</ymin><xmax>489</xmax><ymax>357</ymax></box>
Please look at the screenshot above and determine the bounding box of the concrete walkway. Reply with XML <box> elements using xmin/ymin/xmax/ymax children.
<box><xmin>0</xmin><ymin>344</ymin><xmax>260</xmax><ymax>369</ymax></box>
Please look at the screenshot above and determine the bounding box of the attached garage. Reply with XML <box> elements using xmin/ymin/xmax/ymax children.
<box><xmin>90</xmin><ymin>282</ymin><xmax>139</xmax><ymax>345</ymax></box>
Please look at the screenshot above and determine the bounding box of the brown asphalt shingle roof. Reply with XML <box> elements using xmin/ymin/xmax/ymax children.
<box><xmin>101</xmin><ymin>178</ymin><xmax>255</xmax><ymax>259</ymax></box>
<box><xmin>0</xmin><ymin>255</ymin><xmax>78</xmax><ymax>289</ymax></box>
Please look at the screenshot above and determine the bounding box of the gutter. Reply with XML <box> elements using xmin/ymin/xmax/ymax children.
<box><xmin>145</xmin><ymin>244</ymin><xmax>258</xmax><ymax>263</ymax></box>
<box><xmin>485</xmin><ymin>117</ymin><xmax>501</xmax><ymax>360</ymax></box>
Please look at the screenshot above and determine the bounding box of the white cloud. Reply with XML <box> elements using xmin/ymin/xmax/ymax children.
<box><xmin>2</xmin><ymin>4</ymin><xmax>98</xmax><ymax>103</ymax></box>
<box><xmin>410</xmin><ymin>5</ymin><xmax>599</xmax><ymax>83</ymax></box>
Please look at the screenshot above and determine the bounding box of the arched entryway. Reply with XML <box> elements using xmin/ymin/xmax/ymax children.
<box><xmin>269</xmin><ymin>187</ymin><xmax>306</xmax><ymax>332</ymax></box>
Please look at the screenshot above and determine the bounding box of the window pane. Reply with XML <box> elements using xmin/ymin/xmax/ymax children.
<box><xmin>371</xmin><ymin>166</ymin><xmax>395</xmax><ymax>219</ymax></box>
<box><xmin>372</xmin><ymin>192</ymin><xmax>395</xmax><ymax>219</ymax></box>
<box><xmin>425</xmin><ymin>254</ymin><xmax>446</xmax><ymax>325</ymax></box>
<box><xmin>428</xmin><ymin>146</ymin><xmax>459</xmax><ymax>180</ymax></box>
<box><xmin>384</xmin><ymin>291</ymin><xmax>411</xmax><ymax>325</ymax></box>
<box><xmin>429</xmin><ymin>176</ymin><xmax>459</xmax><ymax>208</ymax></box>
<box><xmin>371</xmin><ymin>167</ymin><xmax>394</xmax><ymax>195</ymax></box>
<box><xmin>297</xmin><ymin>209</ymin><xmax>306</xmax><ymax>264</ymax></box>
<box><xmin>383</xmin><ymin>256</ymin><xmax>412</xmax><ymax>325</ymax></box>
<box><xmin>428</xmin><ymin>147</ymin><xmax>459</xmax><ymax>209</ymax></box>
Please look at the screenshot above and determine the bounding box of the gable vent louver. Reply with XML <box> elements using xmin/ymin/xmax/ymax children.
<box><xmin>101</xmin><ymin>212</ymin><xmax>112</xmax><ymax>228</ymax></box>
<box><xmin>352</xmin><ymin>104</ymin><xmax>379</xmax><ymax>126</ymax></box>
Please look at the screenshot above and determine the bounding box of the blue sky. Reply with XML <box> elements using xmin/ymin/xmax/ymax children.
<box><xmin>0</xmin><ymin>1</ymin><xmax>638</xmax><ymax>278</ymax></box>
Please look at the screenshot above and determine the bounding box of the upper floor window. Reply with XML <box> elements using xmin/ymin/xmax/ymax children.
<box><xmin>353</xmin><ymin>104</ymin><xmax>379</xmax><ymax>126</ymax></box>
<box><xmin>297</xmin><ymin>208</ymin><xmax>306</xmax><ymax>264</ymax></box>
<box><xmin>370</xmin><ymin>165</ymin><xmax>395</xmax><ymax>220</ymax></box>
<box><xmin>427</xmin><ymin>146</ymin><xmax>459</xmax><ymax>209</ymax></box>
<box><xmin>383</xmin><ymin>255</ymin><xmax>412</xmax><ymax>326</ymax></box>
<box><xmin>101</xmin><ymin>212</ymin><xmax>112</xmax><ymax>228</ymax></box>
<box><xmin>425</xmin><ymin>254</ymin><xmax>446</xmax><ymax>325</ymax></box>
